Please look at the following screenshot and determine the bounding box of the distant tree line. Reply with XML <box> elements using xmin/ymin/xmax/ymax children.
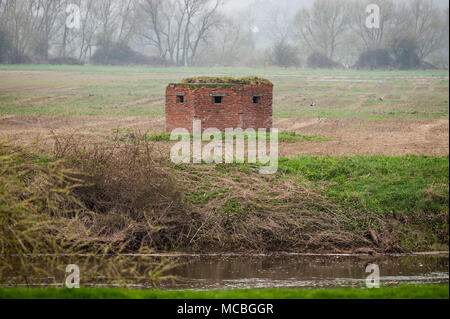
<box><xmin>0</xmin><ymin>0</ymin><xmax>448</xmax><ymax>69</ymax></box>
<box><xmin>290</xmin><ymin>0</ymin><xmax>448</xmax><ymax>69</ymax></box>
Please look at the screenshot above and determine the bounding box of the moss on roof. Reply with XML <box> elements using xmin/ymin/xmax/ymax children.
<box><xmin>177</xmin><ymin>76</ymin><xmax>272</xmax><ymax>86</ymax></box>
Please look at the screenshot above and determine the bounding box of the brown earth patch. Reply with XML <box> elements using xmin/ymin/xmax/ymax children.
<box><xmin>0</xmin><ymin>115</ymin><xmax>164</xmax><ymax>142</ymax></box>
<box><xmin>274</xmin><ymin>117</ymin><xmax>449</xmax><ymax>156</ymax></box>
<box><xmin>0</xmin><ymin>115</ymin><xmax>448</xmax><ymax>156</ymax></box>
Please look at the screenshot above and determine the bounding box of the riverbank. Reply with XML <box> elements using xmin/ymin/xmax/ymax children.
<box><xmin>1</xmin><ymin>137</ymin><xmax>448</xmax><ymax>255</ymax></box>
<box><xmin>0</xmin><ymin>285</ymin><xmax>448</xmax><ymax>299</ymax></box>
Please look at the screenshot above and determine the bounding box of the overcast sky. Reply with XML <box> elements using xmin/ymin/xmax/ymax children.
<box><xmin>223</xmin><ymin>0</ymin><xmax>252</xmax><ymax>11</ymax></box>
<box><xmin>222</xmin><ymin>0</ymin><xmax>448</xmax><ymax>50</ymax></box>
<box><xmin>223</xmin><ymin>0</ymin><xmax>449</xmax><ymax>12</ymax></box>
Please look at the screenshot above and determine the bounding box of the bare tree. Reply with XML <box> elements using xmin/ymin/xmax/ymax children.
<box><xmin>197</xmin><ymin>17</ymin><xmax>255</xmax><ymax>66</ymax></box>
<box><xmin>95</xmin><ymin>0</ymin><xmax>118</xmax><ymax>47</ymax></box>
<box><xmin>185</xmin><ymin>0</ymin><xmax>222</xmax><ymax>65</ymax></box>
<box><xmin>1</xmin><ymin>0</ymin><xmax>447</xmax><ymax>68</ymax></box>
<box><xmin>263</xmin><ymin>4</ymin><xmax>292</xmax><ymax>43</ymax></box>
<box><xmin>136</xmin><ymin>0</ymin><xmax>222</xmax><ymax>65</ymax></box>
<box><xmin>78</xmin><ymin>0</ymin><xmax>99</xmax><ymax>61</ymax></box>
<box><xmin>268</xmin><ymin>39</ymin><xmax>301</xmax><ymax>68</ymax></box>
<box><xmin>117</xmin><ymin>0</ymin><xmax>134</xmax><ymax>42</ymax></box>
<box><xmin>407</xmin><ymin>0</ymin><xmax>446</xmax><ymax>60</ymax></box>
<box><xmin>0</xmin><ymin>0</ymin><xmax>48</xmax><ymax>61</ymax></box>
<box><xmin>293</xmin><ymin>0</ymin><xmax>351</xmax><ymax>60</ymax></box>
<box><xmin>350</xmin><ymin>0</ymin><xmax>400</xmax><ymax>50</ymax></box>
<box><xmin>216</xmin><ymin>21</ymin><xmax>253</xmax><ymax>66</ymax></box>
<box><xmin>31</xmin><ymin>0</ymin><xmax>65</xmax><ymax>61</ymax></box>
<box><xmin>136</xmin><ymin>0</ymin><xmax>167</xmax><ymax>58</ymax></box>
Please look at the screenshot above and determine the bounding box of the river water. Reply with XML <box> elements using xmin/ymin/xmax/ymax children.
<box><xmin>3</xmin><ymin>252</ymin><xmax>448</xmax><ymax>290</ymax></box>
<box><xmin>160</xmin><ymin>253</ymin><xmax>449</xmax><ymax>290</ymax></box>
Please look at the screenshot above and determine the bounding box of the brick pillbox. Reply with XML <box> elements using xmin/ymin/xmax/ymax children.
<box><xmin>166</xmin><ymin>77</ymin><xmax>273</xmax><ymax>132</ymax></box>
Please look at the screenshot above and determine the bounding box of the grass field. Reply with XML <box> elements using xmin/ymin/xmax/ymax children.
<box><xmin>0</xmin><ymin>65</ymin><xmax>448</xmax><ymax>253</ymax></box>
<box><xmin>278</xmin><ymin>156</ymin><xmax>449</xmax><ymax>214</ymax></box>
<box><xmin>0</xmin><ymin>65</ymin><xmax>448</xmax><ymax>119</ymax></box>
<box><xmin>0</xmin><ymin>285</ymin><xmax>448</xmax><ymax>299</ymax></box>
<box><xmin>0</xmin><ymin>65</ymin><xmax>448</xmax><ymax>294</ymax></box>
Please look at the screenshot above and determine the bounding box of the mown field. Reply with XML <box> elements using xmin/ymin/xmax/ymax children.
<box><xmin>0</xmin><ymin>65</ymin><xmax>448</xmax><ymax>295</ymax></box>
<box><xmin>0</xmin><ymin>65</ymin><xmax>448</xmax><ymax>119</ymax></box>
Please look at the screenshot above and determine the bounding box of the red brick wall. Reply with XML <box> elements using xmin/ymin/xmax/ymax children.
<box><xmin>165</xmin><ymin>85</ymin><xmax>194</xmax><ymax>132</ymax></box>
<box><xmin>166</xmin><ymin>83</ymin><xmax>273</xmax><ymax>132</ymax></box>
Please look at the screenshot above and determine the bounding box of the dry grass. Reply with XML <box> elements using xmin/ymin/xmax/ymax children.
<box><xmin>49</xmin><ymin>132</ymin><xmax>193</xmax><ymax>251</ymax></box>
<box><xmin>1</xmin><ymin>130</ymin><xmax>445</xmax><ymax>273</ymax></box>
<box><xmin>175</xmin><ymin>163</ymin><xmax>405</xmax><ymax>253</ymax></box>
<box><xmin>0</xmin><ymin>133</ymin><xmax>400</xmax><ymax>257</ymax></box>
<box><xmin>0</xmin><ymin>138</ymin><xmax>182</xmax><ymax>287</ymax></box>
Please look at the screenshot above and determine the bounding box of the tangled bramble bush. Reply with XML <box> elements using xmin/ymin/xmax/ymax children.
<box><xmin>0</xmin><ymin>142</ymin><xmax>83</xmax><ymax>254</ymax></box>
<box><xmin>0</xmin><ymin>139</ymin><xmax>184</xmax><ymax>287</ymax></box>
<box><xmin>1</xmin><ymin>136</ymin><xmax>192</xmax><ymax>252</ymax></box>
<box><xmin>51</xmin><ymin>134</ymin><xmax>193</xmax><ymax>250</ymax></box>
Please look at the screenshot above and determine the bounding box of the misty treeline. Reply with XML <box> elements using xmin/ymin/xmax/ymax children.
<box><xmin>0</xmin><ymin>0</ymin><xmax>448</xmax><ymax>69</ymax></box>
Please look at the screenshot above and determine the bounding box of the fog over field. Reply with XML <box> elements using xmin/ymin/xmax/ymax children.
<box><xmin>0</xmin><ymin>0</ymin><xmax>449</xmax><ymax>299</ymax></box>
<box><xmin>0</xmin><ymin>0</ymin><xmax>448</xmax><ymax>69</ymax></box>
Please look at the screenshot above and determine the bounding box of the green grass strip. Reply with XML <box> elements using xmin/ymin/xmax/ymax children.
<box><xmin>0</xmin><ymin>285</ymin><xmax>448</xmax><ymax>299</ymax></box>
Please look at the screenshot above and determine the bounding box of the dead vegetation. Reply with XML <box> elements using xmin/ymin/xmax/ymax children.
<box><xmin>0</xmin><ymin>137</ymin><xmax>183</xmax><ymax>286</ymax></box>
<box><xmin>49</xmin><ymin>133</ymin><xmax>193</xmax><ymax>251</ymax></box>
<box><xmin>1</xmin><ymin>132</ymin><xmax>418</xmax><ymax>257</ymax></box>
<box><xmin>175</xmin><ymin>163</ymin><xmax>406</xmax><ymax>253</ymax></box>
<box><xmin>178</xmin><ymin>76</ymin><xmax>273</xmax><ymax>86</ymax></box>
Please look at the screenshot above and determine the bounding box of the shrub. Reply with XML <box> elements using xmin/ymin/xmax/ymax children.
<box><xmin>10</xmin><ymin>53</ymin><xmax>33</xmax><ymax>64</ymax></box>
<box><xmin>355</xmin><ymin>48</ymin><xmax>394</xmax><ymax>69</ymax></box>
<box><xmin>51</xmin><ymin>133</ymin><xmax>192</xmax><ymax>250</ymax></box>
<box><xmin>418</xmin><ymin>60</ymin><xmax>439</xmax><ymax>70</ymax></box>
<box><xmin>91</xmin><ymin>41</ymin><xmax>171</xmax><ymax>66</ymax></box>
<box><xmin>0</xmin><ymin>139</ymin><xmax>179</xmax><ymax>287</ymax></box>
<box><xmin>0</xmin><ymin>134</ymin><xmax>192</xmax><ymax>254</ymax></box>
<box><xmin>48</xmin><ymin>57</ymin><xmax>84</xmax><ymax>65</ymax></box>
<box><xmin>268</xmin><ymin>41</ymin><xmax>301</xmax><ymax>68</ymax></box>
<box><xmin>146</xmin><ymin>55</ymin><xmax>174</xmax><ymax>67</ymax></box>
<box><xmin>307</xmin><ymin>52</ymin><xmax>342</xmax><ymax>69</ymax></box>
<box><xmin>0</xmin><ymin>29</ymin><xmax>12</xmax><ymax>63</ymax></box>
<box><xmin>390</xmin><ymin>36</ymin><xmax>421</xmax><ymax>70</ymax></box>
